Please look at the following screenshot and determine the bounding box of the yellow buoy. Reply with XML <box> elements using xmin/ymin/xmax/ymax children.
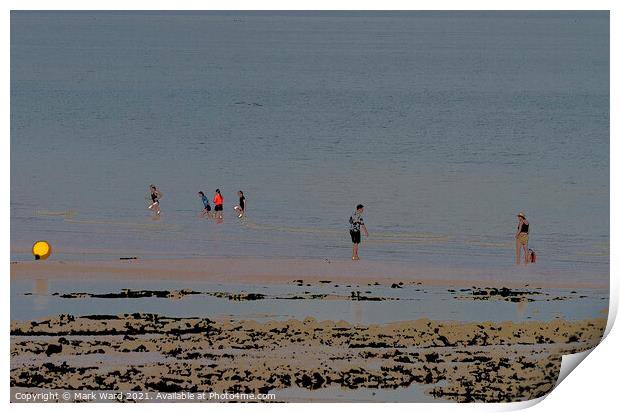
<box><xmin>32</xmin><ymin>241</ymin><xmax>51</xmax><ymax>260</ymax></box>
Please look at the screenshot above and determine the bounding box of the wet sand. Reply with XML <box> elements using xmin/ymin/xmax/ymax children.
<box><xmin>11</xmin><ymin>314</ymin><xmax>605</xmax><ymax>402</ymax></box>
<box><xmin>10</xmin><ymin>258</ymin><xmax>608</xmax><ymax>289</ymax></box>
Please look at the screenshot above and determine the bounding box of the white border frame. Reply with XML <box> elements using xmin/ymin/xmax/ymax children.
<box><xmin>4</xmin><ymin>2</ymin><xmax>616</xmax><ymax>411</ymax></box>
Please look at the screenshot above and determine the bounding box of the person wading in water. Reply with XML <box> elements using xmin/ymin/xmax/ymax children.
<box><xmin>515</xmin><ymin>212</ymin><xmax>530</xmax><ymax>265</ymax></box>
<box><xmin>349</xmin><ymin>204</ymin><xmax>369</xmax><ymax>260</ymax></box>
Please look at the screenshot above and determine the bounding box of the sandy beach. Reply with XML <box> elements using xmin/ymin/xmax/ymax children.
<box><xmin>10</xmin><ymin>313</ymin><xmax>605</xmax><ymax>402</ymax></box>
<box><xmin>9</xmin><ymin>258</ymin><xmax>608</xmax><ymax>289</ymax></box>
<box><xmin>9</xmin><ymin>256</ymin><xmax>608</xmax><ymax>402</ymax></box>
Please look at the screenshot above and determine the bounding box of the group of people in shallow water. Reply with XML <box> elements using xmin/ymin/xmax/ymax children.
<box><xmin>198</xmin><ymin>189</ymin><xmax>246</xmax><ymax>220</ymax></box>
<box><xmin>148</xmin><ymin>184</ymin><xmax>533</xmax><ymax>264</ymax></box>
<box><xmin>147</xmin><ymin>184</ymin><xmax>246</xmax><ymax>221</ymax></box>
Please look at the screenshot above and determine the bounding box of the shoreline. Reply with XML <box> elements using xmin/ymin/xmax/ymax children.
<box><xmin>10</xmin><ymin>257</ymin><xmax>608</xmax><ymax>289</ymax></box>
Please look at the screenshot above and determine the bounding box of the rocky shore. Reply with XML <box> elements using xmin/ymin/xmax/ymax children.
<box><xmin>11</xmin><ymin>314</ymin><xmax>605</xmax><ymax>402</ymax></box>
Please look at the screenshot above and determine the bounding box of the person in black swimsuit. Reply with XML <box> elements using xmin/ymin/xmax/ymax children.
<box><xmin>147</xmin><ymin>184</ymin><xmax>162</xmax><ymax>216</ymax></box>
<box><xmin>234</xmin><ymin>190</ymin><xmax>246</xmax><ymax>218</ymax></box>
<box><xmin>515</xmin><ymin>212</ymin><xmax>530</xmax><ymax>265</ymax></box>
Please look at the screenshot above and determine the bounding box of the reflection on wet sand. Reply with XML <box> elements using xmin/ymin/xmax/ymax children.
<box><xmin>12</xmin><ymin>280</ymin><xmax>608</xmax><ymax>324</ymax></box>
<box><xmin>516</xmin><ymin>300</ymin><xmax>528</xmax><ymax>320</ymax></box>
<box><xmin>33</xmin><ymin>278</ymin><xmax>49</xmax><ymax>312</ymax></box>
<box><xmin>353</xmin><ymin>301</ymin><xmax>363</xmax><ymax>324</ymax></box>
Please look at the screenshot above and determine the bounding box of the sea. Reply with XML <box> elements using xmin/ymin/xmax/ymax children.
<box><xmin>10</xmin><ymin>11</ymin><xmax>609</xmax><ymax>284</ymax></box>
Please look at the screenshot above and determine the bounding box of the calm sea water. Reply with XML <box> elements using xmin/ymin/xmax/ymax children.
<box><xmin>11</xmin><ymin>12</ymin><xmax>609</xmax><ymax>282</ymax></box>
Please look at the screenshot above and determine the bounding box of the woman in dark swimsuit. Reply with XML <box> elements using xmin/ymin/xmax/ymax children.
<box><xmin>148</xmin><ymin>184</ymin><xmax>162</xmax><ymax>216</ymax></box>
<box><xmin>234</xmin><ymin>190</ymin><xmax>246</xmax><ymax>218</ymax></box>
<box><xmin>515</xmin><ymin>212</ymin><xmax>530</xmax><ymax>265</ymax></box>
